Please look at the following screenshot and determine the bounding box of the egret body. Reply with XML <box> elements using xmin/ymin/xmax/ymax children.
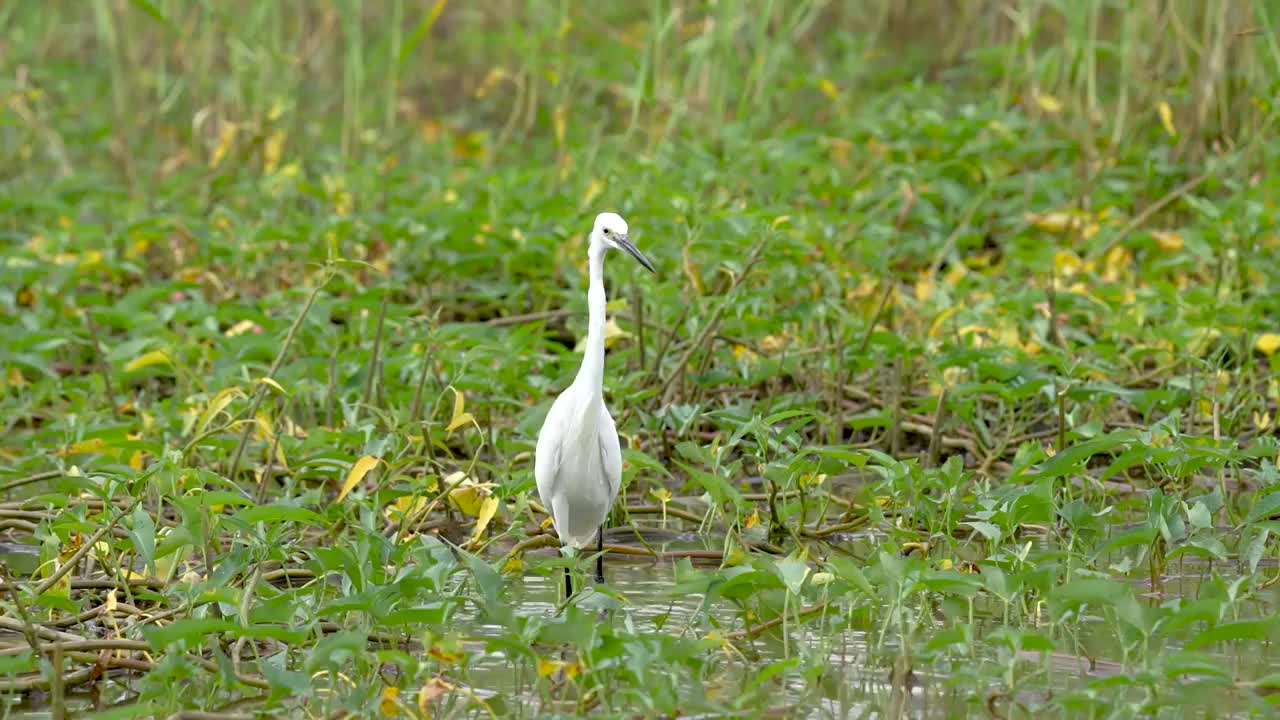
<box><xmin>535</xmin><ymin>212</ymin><xmax>656</xmax><ymax>597</ymax></box>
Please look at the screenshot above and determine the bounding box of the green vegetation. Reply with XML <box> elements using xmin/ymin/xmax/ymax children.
<box><xmin>2</xmin><ymin>0</ymin><xmax>1280</xmax><ymax>717</ymax></box>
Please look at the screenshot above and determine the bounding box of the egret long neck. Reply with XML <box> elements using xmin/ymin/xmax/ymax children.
<box><xmin>575</xmin><ymin>241</ymin><xmax>607</xmax><ymax>394</ymax></box>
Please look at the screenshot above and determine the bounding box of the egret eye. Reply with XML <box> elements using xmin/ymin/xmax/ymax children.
<box><xmin>603</xmin><ymin>228</ymin><xmax>611</xmax><ymax>235</ymax></box>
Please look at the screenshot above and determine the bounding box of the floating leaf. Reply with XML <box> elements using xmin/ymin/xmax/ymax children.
<box><xmin>337</xmin><ymin>455</ymin><xmax>381</xmax><ymax>502</ymax></box>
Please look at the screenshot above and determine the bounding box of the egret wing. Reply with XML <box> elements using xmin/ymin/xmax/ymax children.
<box><xmin>534</xmin><ymin>398</ymin><xmax>567</xmax><ymax>515</ymax></box>
<box><xmin>597</xmin><ymin>404</ymin><xmax>623</xmax><ymax>501</ymax></box>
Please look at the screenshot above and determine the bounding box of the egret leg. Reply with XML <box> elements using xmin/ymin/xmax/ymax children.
<box><xmin>595</xmin><ymin>525</ymin><xmax>605</xmax><ymax>584</ymax></box>
<box><xmin>564</xmin><ymin>564</ymin><xmax>573</xmax><ymax>598</ymax></box>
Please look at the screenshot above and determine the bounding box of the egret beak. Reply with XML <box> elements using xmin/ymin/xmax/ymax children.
<box><xmin>615</xmin><ymin>235</ymin><xmax>656</xmax><ymax>274</ymax></box>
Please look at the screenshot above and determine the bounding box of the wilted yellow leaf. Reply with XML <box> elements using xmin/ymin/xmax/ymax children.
<box><xmin>1257</xmin><ymin>333</ymin><xmax>1280</xmax><ymax>356</ymax></box>
<box><xmin>537</xmin><ymin>657</ymin><xmax>565</xmax><ymax>678</ymax></box>
<box><xmin>817</xmin><ymin>78</ymin><xmax>839</xmax><ymax>101</ymax></box>
<box><xmin>209</xmin><ymin>122</ymin><xmax>238</xmax><ymax>169</ymax></box>
<box><xmin>124</xmin><ymin>350</ymin><xmax>172</xmax><ymax>373</ymax></box>
<box><xmin>263</xmin><ymin>129</ymin><xmax>286</xmax><ymax>174</ymax></box>
<box><xmin>446</xmin><ymin>387</ymin><xmax>474</xmax><ymax>433</ymax></box>
<box><xmin>1034</xmin><ymin>92</ymin><xmax>1063</xmax><ymax>114</ymax></box>
<box><xmin>196</xmin><ymin>386</ymin><xmax>244</xmax><ymax>436</ymax></box>
<box><xmin>417</xmin><ymin>677</ymin><xmax>451</xmax><ymax>715</ymax></box>
<box><xmin>1152</xmin><ymin>230</ymin><xmax>1183</xmax><ymax>251</ymax></box>
<box><xmin>575</xmin><ymin>318</ymin><xmax>631</xmax><ymax>351</ymax></box>
<box><xmin>380</xmin><ymin>687</ymin><xmax>400</xmax><ymax>716</ymax></box>
<box><xmin>743</xmin><ymin>507</ymin><xmax>760</xmax><ymax>529</ymax></box>
<box><xmin>428</xmin><ymin>644</ymin><xmax>464</xmax><ymax>664</ymax></box>
<box><xmin>224</xmin><ymin>319</ymin><xmax>259</xmax><ymax>337</ymax></box>
<box><xmin>553</xmin><ymin>104</ymin><xmax>567</xmax><ymax>146</ymax></box>
<box><xmin>502</xmin><ymin>555</ymin><xmax>524</xmax><ymax>573</ymax></box>
<box><xmin>1157</xmin><ymin>101</ymin><xmax>1177</xmax><ymax>137</ymax></box>
<box><xmin>337</xmin><ymin>455</ymin><xmax>381</xmax><ymax>502</ymax></box>
<box><xmin>915</xmin><ymin>275</ymin><xmax>935</xmax><ymax>303</ymax></box>
<box><xmin>385</xmin><ymin>495</ymin><xmax>428</xmax><ymax>522</ymax></box>
<box><xmin>256</xmin><ymin>377</ymin><xmax>287</xmax><ymax>396</ymax></box>
<box><xmin>446</xmin><ymin>473</ymin><xmax>496</xmax><ymax>516</ymax></box>
<box><xmin>1255</xmin><ymin>411</ymin><xmax>1273</xmax><ymax>431</ymax></box>
<box><xmin>468</xmin><ymin>495</ymin><xmax>500</xmax><ymax>546</ymax></box>
<box><xmin>5</xmin><ymin>367</ymin><xmax>27</xmax><ymax>389</ymax></box>
<box><xmin>51</xmin><ymin>438</ymin><xmax>108</xmax><ymax>456</ymax></box>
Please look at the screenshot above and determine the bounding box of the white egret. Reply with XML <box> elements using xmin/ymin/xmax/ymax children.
<box><xmin>535</xmin><ymin>212</ymin><xmax>656</xmax><ymax>597</ymax></box>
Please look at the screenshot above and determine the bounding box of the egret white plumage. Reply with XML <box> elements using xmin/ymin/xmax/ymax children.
<box><xmin>535</xmin><ymin>212</ymin><xmax>656</xmax><ymax>597</ymax></box>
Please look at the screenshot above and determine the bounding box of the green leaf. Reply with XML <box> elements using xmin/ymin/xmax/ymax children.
<box><xmin>776</xmin><ymin>557</ymin><xmax>810</xmax><ymax>595</ymax></box>
<box><xmin>231</xmin><ymin>504</ymin><xmax>324</xmax><ymax>527</ymax></box>
<box><xmin>143</xmin><ymin>618</ymin><xmax>238</xmax><ymax>648</ymax></box>
<box><xmin>1244</xmin><ymin>490</ymin><xmax>1280</xmax><ymax>525</ymax></box>
<box><xmin>1185</xmin><ymin>619</ymin><xmax>1277</xmax><ymax>651</ymax></box>
<box><xmin>1036</xmin><ymin>433</ymin><xmax>1132</xmax><ymax>479</ymax></box>
<box><xmin>127</xmin><ymin>0</ymin><xmax>176</xmax><ymax>32</ymax></box>
<box><xmin>0</xmin><ymin>650</ymin><xmax>36</xmax><ymax>674</ymax></box>
<box><xmin>127</xmin><ymin>503</ymin><xmax>157</xmax><ymax>576</ymax></box>
<box><xmin>923</xmin><ymin>624</ymin><xmax>972</xmax><ymax>653</ymax></box>
<box><xmin>963</xmin><ymin>520</ymin><xmax>1002</xmax><ymax>541</ymax></box>
<box><xmin>304</xmin><ymin>630</ymin><xmax>368</xmax><ymax>673</ymax></box>
<box><xmin>826</xmin><ymin>556</ymin><xmax>874</xmax><ymax>597</ymax></box>
<box><xmin>84</xmin><ymin>703</ymin><xmax>162</xmax><ymax>720</ymax></box>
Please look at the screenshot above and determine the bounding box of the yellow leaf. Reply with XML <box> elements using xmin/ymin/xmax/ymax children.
<box><xmin>468</xmin><ymin>495</ymin><xmax>500</xmax><ymax>546</ymax></box>
<box><xmin>5</xmin><ymin>367</ymin><xmax>27</xmax><ymax>389</ymax></box>
<box><xmin>447</xmin><ymin>474</ymin><xmax>496</xmax><ymax>516</ymax></box>
<box><xmin>124</xmin><ymin>350</ymin><xmax>172</xmax><ymax>373</ymax></box>
<box><xmin>129</xmin><ymin>450</ymin><xmax>145</xmax><ymax>470</ymax></box>
<box><xmin>446</xmin><ymin>387</ymin><xmax>473</xmax><ymax>433</ymax></box>
<box><xmin>502</xmin><ymin>555</ymin><xmax>524</xmax><ymax>573</ymax></box>
<box><xmin>51</xmin><ymin>438</ymin><xmax>108</xmax><ymax>456</ymax></box>
<box><xmin>224</xmin><ymin>319</ymin><xmax>259</xmax><ymax>337</ymax></box>
<box><xmin>743</xmin><ymin>507</ymin><xmax>760</xmax><ymax>529</ymax></box>
<box><xmin>1157</xmin><ymin>101</ymin><xmax>1177</xmax><ymax>137</ymax></box>
<box><xmin>256</xmin><ymin>377</ymin><xmax>287</xmax><ymax>395</ymax></box>
<box><xmin>817</xmin><ymin>78</ymin><xmax>839</xmax><ymax>101</ymax></box>
<box><xmin>337</xmin><ymin>455</ymin><xmax>381</xmax><ymax>502</ymax></box>
<box><xmin>385</xmin><ymin>495</ymin><xmax>428</xmax><ymax>522</ymax></box>
<box><xmin>196</xmin><ymin>386</ymin><xmax>244</xmax><ymax>436</ymax></box>
<box><xmin>929</xmin><ymin>305</ymin><xmax>962</xmax><ymax>337</ymax></box>
<box><xmin>1255</xmin><ymin>411</ymin><xmax>1273</xmax><ymax>431</ymax></box>
<box><xmin>553</xmin><ymin>104</ymin><xmax>567</xmax><ymax>147</ymax></box>
<box><xmin>574</xmin><ymin>318</ymin><xmax>631</xmax><ymax>351</ymax></box>
<box><xmin>263</xmin><ymin>129</ymin><xmax>287</xmax><ymax>174</ymax></box>
<box><xmin>1034</xmin><ymin>92</ymin><xmax>1063</xmax><ymax>114</ymax></box>
<box><xmin>380</xmin><ymin>687</ymin><xmax>400</xmax><ymax>716</ymax></box>
<box><xmin>209</xmin><ymin>122</ymin><xmax>238</xmax><ymax>169</ymax></box>
<box><xmin>1257</xmin><ymin>333</ymin><xmax>1280</xmax><ymax>356</ymax></box>
<box><xmin>417</xmin><ymin>677</ymin><xmax>451</xmax><ymax>715</ymax></box>
<box><xmin>915</xmin><ymin>275</ymin><xmax>935</xmax><ymax>303</ymax></box>
<box><xmin>1152</xmin><ymin>230</ymin><xmax>1183</xmax><ymax>251</ymax></box>
<box><xmin>428</xmin><ymin>644</ymin><xmax>464</xmax><ymax>664</ymax></box>
<box><xmin>537</xmin><ymin>657</ymin><xmax>565</xmax><ymax>678</ymax></box>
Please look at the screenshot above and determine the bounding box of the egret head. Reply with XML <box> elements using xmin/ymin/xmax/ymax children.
<box><xmin>591</xmin><ymin>212</ymin><xmax>656</xmax><ymax>274</ymax></box>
